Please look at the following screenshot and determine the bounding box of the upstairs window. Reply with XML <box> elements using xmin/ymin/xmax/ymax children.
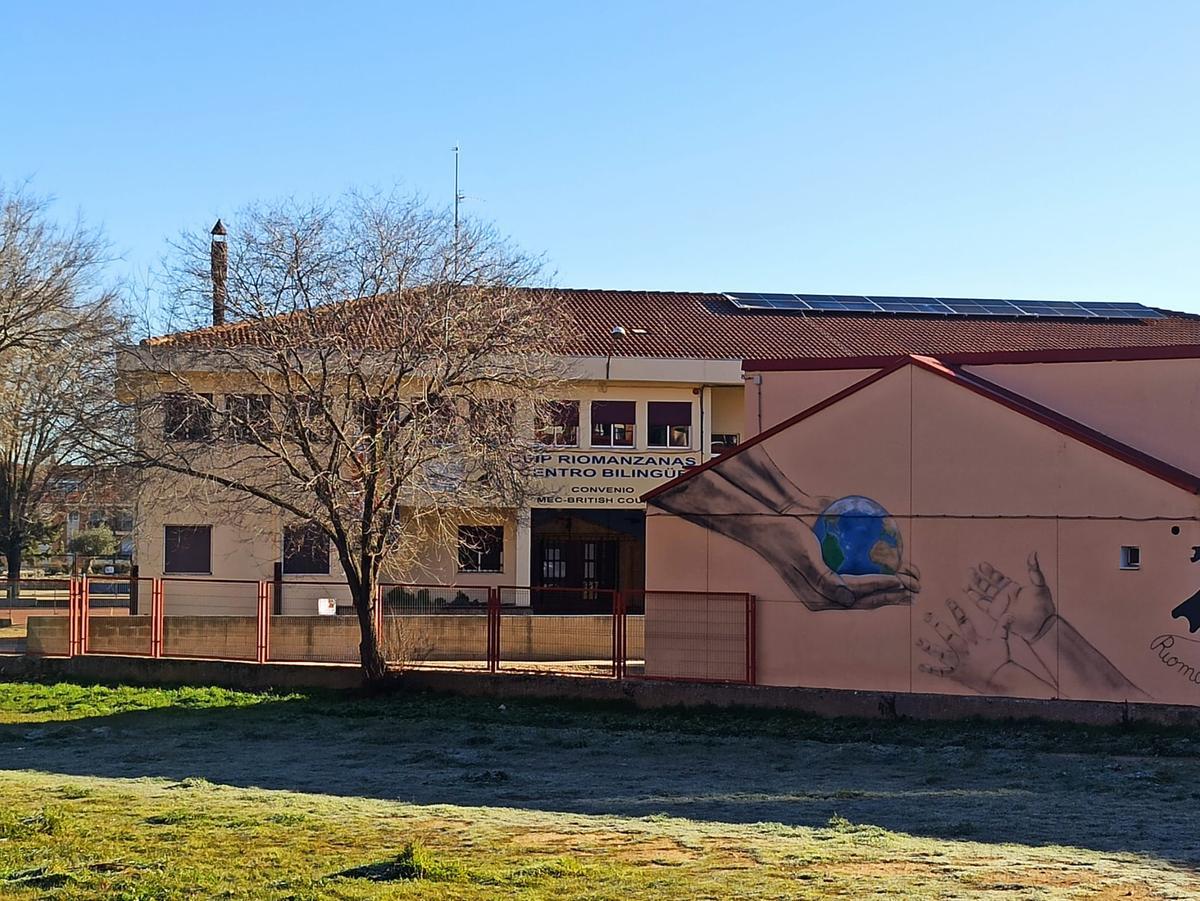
<box><xmin>536</xmin><ymin>401</ymin><xmax>580</xmax><ymax>447</ymax></box>
<box><xmin>285</xmin><ymin>395</ymin><xmax>329</xmax><ymax>443</ymax></box>
<box><xmin>282</xmin><ymin>521</ymin><xmax>330</xmax><ymax>575</ymax></box>
<box><xmin>590</xmin><ymin>400</ymin><xmax>635</xmax><ymax>448</ymax></box>
<box><xmin>164</xmin><ymin>525</ymin><xmax>212</xmax><ymax>574</ymax></box>
<box><xmin>458</xmin><ymin>525</ymin><xmax>504</xmax><ymax>573</ymax></box>
<box><xmin>648</xmin><ymin>402</ymin><xmax>692</xmax><ymax>448</ymax></box>
<box><xmin>163</xmin><ymin>393</ymin><xmax>214</xmax><ymax>441</ymax></box>
<box><xmin>225</xmin><ymin>394</ymin><xmax>272</xmax><ymax>443</ymax></box>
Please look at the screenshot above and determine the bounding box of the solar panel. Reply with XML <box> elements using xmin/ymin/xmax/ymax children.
<box><xmin>723</xmin><ymin>293</ymin><xmax>1165</xmax><ymax>320</ymax></box>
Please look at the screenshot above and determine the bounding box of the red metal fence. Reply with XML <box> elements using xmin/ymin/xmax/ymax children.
<box><xmin>5</xmin><ymin>577</ymin><xmax>756</xmax><ymax>685</ymax></box>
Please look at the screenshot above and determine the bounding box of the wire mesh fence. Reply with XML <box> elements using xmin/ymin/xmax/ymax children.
<box><xmin>268</xmin><ymin>580</ymin><xmax>360</xmax><ymax>665</ymax></box>
<box><xmin>379</xmin><ymin>583</ymin><xmax>493</xmax><ymax>671</ymax></box>
<box><xmin>160</xmin><ymin>578</ymin><xmax>262</xmax><ymax>661</ymax></box>
<box><xmin>495</xmin><ymin>587</ymin><xmax>619</xmax><ymax>676</ymax></box>
<box><xmin>2</xmin><ymin>579</ymin><xmax>75</xmax><ymax>655</ymax></box>
<box><xmin>629</xmin><ymin>590</ymin><xmax>754</xmax><ymax>683</ymax></box>
<box><xmin>15</xmin><ymin>576</ymin><xmax>759</xmax><ymax>685</ymax></box>
<box><xmin>82</xmin><ymin>576</ymin><xmax>154</xmax><ymax>656</ymax></box>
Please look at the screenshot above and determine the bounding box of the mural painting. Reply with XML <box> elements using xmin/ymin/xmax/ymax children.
<box><xmin>918</xmin><ymin>554</ymin><xmax>1146</xmax><ymax>700</ymax></box>
<box><xmin>652</xmin><ymin>443</ymin><xmax>1160</xmax><ymax>703</ymax></box>
<box><xmin>651</xmin><ymin>445</ymin><xmax>921</xmax><ymax>611</ymax></box>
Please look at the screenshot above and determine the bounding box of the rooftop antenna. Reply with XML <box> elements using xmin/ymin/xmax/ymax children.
<box><xmin>452</xmin><ymin>144</ymin><xmax>462</xmax><ymax>282</ymax></box>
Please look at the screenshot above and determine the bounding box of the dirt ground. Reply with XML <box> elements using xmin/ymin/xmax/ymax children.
<box><xmin>4</xmin><ymin>688</ymin><xmax>1200</xmax><ymax>874</ymax></box>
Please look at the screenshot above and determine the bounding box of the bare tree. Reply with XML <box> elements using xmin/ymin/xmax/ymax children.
<box><xmin>0</xmin><ymin>184</ymin><xmax>118</xmax><ymax>355</ymax></box>
<box><xmin>121</xmin><ymin>191</ymin><xmax>563</xmax><ymax>681</ymax></box>
<box><xmin>0</xmin><ymin>186</ymin><xmax>125</xmax><ymax>595</ymax></box>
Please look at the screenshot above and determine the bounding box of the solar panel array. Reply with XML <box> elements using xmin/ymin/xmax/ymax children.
<box><xmin>723</xmin><ymin>293</ymin><xmax>1165</xmax><ymax>320</ymax></box>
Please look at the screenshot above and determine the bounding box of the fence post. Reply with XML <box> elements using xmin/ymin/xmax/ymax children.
<box><xmin>374</xmin><ymin>584</ymin><xmax>385</xmax><ymax>665</ymax></box>
<box><xmin>746</xmin><ymin>593</ymin><xmax>757</xmax><ymax>685</ymax></box>
<box><xmin>487</xmin><ymin>587</ymin><xmax>500</xmax><ymax>673</ymax></box>
<box><xmin>80</xmin><ymin>575</ymin><xmax>90</xmax><ymax>655</ymax></box>
<box><xmin>66</xmin><ymin>577</ymin><xmax>78</xmax><ymax>657</ymax></box>
<box><xmin>256</xmin><ymin>581</ymin><xmax>270</xmax><ymax>664</ymax></box>
<box><xmin>129</xmin><ymin>564</ymin><xmax>139</xmax><ymax>615</ymax></box>
<box><xmin>273</xmin><ymin>562</ymin><xmax>284</xmax><ymax>615</ymax></box>
<box><xmin>612</xmin><ymin>591</ymin><xmax>623</xmax><ymax>679</ymax></box>
<box><xmin>151</xmin><ymin>578</ymin><xmax>164</xmax><ymax>658</ymax></box>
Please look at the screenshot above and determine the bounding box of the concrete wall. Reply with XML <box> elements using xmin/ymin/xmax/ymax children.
<box><xmin>26</xmin><ymin>613</ymin><xmax>645</xmax><ymax>665</ymax></box>
<box><xmin>647</xmin><ymin>362</ymin><xmax>1200</xmax><ymax>706</ymax></box>
<box><xmin>11</xmin><ymin>652</ymin><xmax>1200</xmax><ymax>727</ymax></box>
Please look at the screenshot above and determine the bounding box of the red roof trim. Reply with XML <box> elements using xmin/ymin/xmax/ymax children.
<box><xmin>641</xmin><ymin>359</ymin><xmax>910</xmax><ymax>502</ymax></box>
<box><xmin>643</xmin><ymin>354</ymin><xmax>1200</xmax><ymax>503</ymax></box>
<box><xmin>744</xmin><ymin>343</ymin><xmax>1200</xmax><ymax>371</ymax></box>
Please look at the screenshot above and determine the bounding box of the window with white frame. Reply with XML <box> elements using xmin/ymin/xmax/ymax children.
<box><xmin>590</xmin><ymin>400</ymin><xmax>635</xmax><ymax>448</ymax></box>
<box><xmin>458</xmin><ymin>525</ymin><xmax>504</xmax><ymax>573</ymax></box>
<box><xmin>536</xmin><ymin>401</ymin><xmax>580</xmax><ymax>447</ymax></box>
<box><xmin>648</xmin><ymin>402</ymin><xmax>692</xmax><ymax>448</ymax></box>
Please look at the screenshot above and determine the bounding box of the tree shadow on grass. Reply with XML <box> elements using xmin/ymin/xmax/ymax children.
<box><xmin>2</xmin><ymin>687</ymin><xmax>1199</xmax><ymax>869</ymax></box>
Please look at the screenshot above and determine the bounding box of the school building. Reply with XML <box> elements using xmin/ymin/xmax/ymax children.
<box><xmin>121</xmin><ymin>287</ymin><xmax>1200</xmax><ymax>706</ymax></box>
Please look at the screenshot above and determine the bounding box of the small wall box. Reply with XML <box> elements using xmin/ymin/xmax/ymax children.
<box><xmin>317</xmin><ymin>598</ymin><xmax>337</xmax><ymax>616</ymax></box>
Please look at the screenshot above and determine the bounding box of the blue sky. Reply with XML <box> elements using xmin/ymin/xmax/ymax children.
<box><xmin>6</xmin><ymin>1</ymin><xmax>1200</xmax><ymax>312</ymax></box>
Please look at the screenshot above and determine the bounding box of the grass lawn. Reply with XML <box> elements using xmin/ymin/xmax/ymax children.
<box><xmin>2</xmin><ymin>682</ymin><xmax>1200</xmax><ymax>899</ymax></box>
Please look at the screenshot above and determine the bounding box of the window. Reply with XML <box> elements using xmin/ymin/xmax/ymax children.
<box><xmin>408</xmin><ymin>394</ymin><xmax>457</xmax><ymax>444</ymax></box>
<box><xmin>282</xmin><ymin>521</ymin><xmax>330</xmax><ymax>575</ymax></box>
<box><xmin>590</xmin><ymin>400</ymin><xmax>635</xmax><ymax>448</ymax></box>
<box><xmin>648</xmin><ymin>402</ymin><xmax>692</xmax><ymax>448</ymax></box>
<box><xmin>1120</xmin><ymin>546</ymin><xmax>1141</xmax><ymax>570</ymax></box>
<box><xmin>225</xmin><ymin>394</ymin><xmax>272</xmax><ymax>443</ymax></box>
<box><xmin>164</xmin><ymin>525</ymin><xmax>212</xmax><ymax>574</ymax></box>
<box><xmin>468</xmin><ymin>398</ymin><xmax>516</xmax><ymax>436</ymax></box>
<box><xmin>711</xmin><ymin>433</ymin><xmax>740</xmax><ymax>455</ymax></box>
<box><xmin>163</xmin><ymin>393</ymin><xmax>214</xmax><ymax>440</ymax></box>
<box><xmin>536</xmin><ymin>401</ymin><xmax>580</xmax><ymax>447</ymax></box>
<box><xmin>285</xmin><ymin>395</ymin><xmax>329</xmax><ymax>443</ymax></box>
<box><xmin>458</xmin><ymin>525</ymin><xmax>504</xmax><ymax>573</ymax></box>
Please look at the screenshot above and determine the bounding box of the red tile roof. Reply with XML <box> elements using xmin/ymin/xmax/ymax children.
<box><xmin>149</xmin><ymin>288</ymin><xmax>1200</xmax><ymax>360</ymax></box>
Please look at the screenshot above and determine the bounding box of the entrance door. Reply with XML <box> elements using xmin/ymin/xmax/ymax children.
<box><xmin>533</xmin><ymin>538</ymin><xmax>618</xmax><ymax>611</ymax></box>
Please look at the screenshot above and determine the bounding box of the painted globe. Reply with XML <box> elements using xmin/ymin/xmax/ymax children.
<box><xmin>812</xmin><ymin>495</ymin><xmax>902</xmax><ymax>576</ymax></box>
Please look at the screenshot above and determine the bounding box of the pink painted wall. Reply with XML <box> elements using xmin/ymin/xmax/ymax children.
<box><xmin>647</xmin><ymin>363</ymin><xmax>1200</xmax><ymax>705</ymax></box>
<box><xmin>970</xmin><ymin>359</ymin><xmax>1200</xmax><ymax>476</ymax></box>
<box><xmin>743</xmin><ymin>368</ymin><xmax>876</xmax><ymax>435</ymax></box>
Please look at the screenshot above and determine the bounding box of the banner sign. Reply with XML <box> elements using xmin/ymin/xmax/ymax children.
<box><xmin>530</xmin><ymin>451</ymin><xmax>701</xmax><ymax>507</ymax></box>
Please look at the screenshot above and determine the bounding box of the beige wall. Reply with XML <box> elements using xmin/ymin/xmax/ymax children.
<box><xmin>646</xmin><ymin>363</ymin><xmax>1200</xmax><ymax>705</ymax></box>
<box><xmin>134</xmin><ymin>371</ymin><xmax>745</xmax><ymax>609</ymax></box>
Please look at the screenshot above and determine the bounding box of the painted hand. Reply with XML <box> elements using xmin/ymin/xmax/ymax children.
<box><xmin>783</xmin><ymin>519</ymin><xmax>921</xmax><ymax>611</ymax></box>
<box><xmin>917</xmin><ymin>598</ymin><xmax>1017</xmax><ymax>694</ymax></box>
<box><xmin>965</xmin><ymin>552</ymin><xmax>1055</xmax><ymax>643</ymax></box>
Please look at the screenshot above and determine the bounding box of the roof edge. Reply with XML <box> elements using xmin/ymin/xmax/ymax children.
<box><xmin>643</xmin><ymin>354</ymin><xmax>1200</xmax><ymax>503</ymax></box>
<box><xmin>744</xmin><ymin>343</ymin><xmax>1200</xmax><ymax>371</ymax></box>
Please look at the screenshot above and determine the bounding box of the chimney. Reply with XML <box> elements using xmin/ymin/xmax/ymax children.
<box><xmin>210</xmin><ymin>219</ymin><xmax>228</xmax><ymax>326</ymax></box>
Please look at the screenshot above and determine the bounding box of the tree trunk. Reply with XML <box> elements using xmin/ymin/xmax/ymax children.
<box><xmin>354</xmin><ymin>583</ymin><xmax>387</xmax><ymax>684</ymax></box>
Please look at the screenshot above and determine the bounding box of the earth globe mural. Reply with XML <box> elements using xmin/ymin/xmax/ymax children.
<box><xmin>812</xmin><ymin>495</ymin><xmax>903</xmax><ymax>576</ymax></box>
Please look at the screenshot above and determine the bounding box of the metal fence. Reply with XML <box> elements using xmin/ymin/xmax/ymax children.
<box><xmin>5</xmin><ymin>577</ymin><xmax>756</xmax><ymax>685</ymax></box>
